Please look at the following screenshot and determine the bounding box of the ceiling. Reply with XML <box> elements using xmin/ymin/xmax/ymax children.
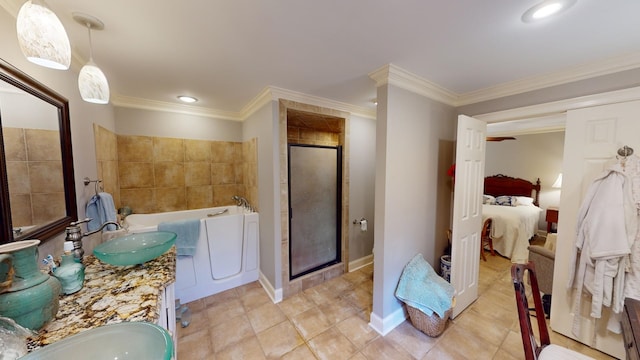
<box><xmin>2</xmin><ymin>0</ymin><xmax>640</xmax><ymax>118</ymax></box>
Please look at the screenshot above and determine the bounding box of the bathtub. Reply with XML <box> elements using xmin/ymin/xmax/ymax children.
<box><xmin>125</xmin><ymin>205</ymin><xmax>259</xmax><ymax>303</ymax></box>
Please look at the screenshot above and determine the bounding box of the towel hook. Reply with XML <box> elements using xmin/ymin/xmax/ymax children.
<box><xmin>83</xmin><ymin>177</ymin><xmax>103</xmax><ymax>195</ymax></box>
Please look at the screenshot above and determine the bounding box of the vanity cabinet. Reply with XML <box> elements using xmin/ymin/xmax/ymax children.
<box><xmin>159</xmin><ymin>282</ymin><xmax>177</xmax><ymax>357</ymax></box>
<box><xmin>28</xmin><ymin>249</ymin><xmax>176</xmax><ymax>352</ymax></box>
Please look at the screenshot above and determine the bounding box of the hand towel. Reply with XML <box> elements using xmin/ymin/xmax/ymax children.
<box><xmin>85</xmin><ymin>192</ymin><xmax>118</xmax><ymax>231</ymax></box>
<box><xmin>158</xmin><ymin>219</ymin><xmax>200</xmax><ymax>256</ymax></box>
<box><xmin>395</xmin><ymin>253</ymin><xmax>455</xmax><ymax>318</ymax></box>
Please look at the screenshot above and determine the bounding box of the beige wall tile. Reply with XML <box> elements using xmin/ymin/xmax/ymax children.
<box><xmin>26</xmin><ymin>129</ymin><xmax>61</xmax><ymax>161</ymax></box>
<box><xmin>117</xmin><ymin>135</ymin><xmax>153</xmax><ymax>162</ymax></box>
<box><xmin>120</xmin><ymin>188</ymin><xmax>156</xmax><ymax>214</ymax></box>
<box><xmin>154</xmin><ymin>137</ymin><xmax>184</xmax><ymax>162</ymax></box>
<box><xmin>119</xmin><ymin>162</ymin><xmax>154</xmax><ymax>188</ymax></box>
<box><xmin>211</xmin><ymin>141</ymin><xmax>236</xmax><ymax>163</ymax></box>
<box><xmin>185</xmin><ymin>139</ymin><xmax>211</xmax><ymax>161</ymax></box>
<box><xmin>94</xmin><ymin>124</ymin><xmax>118</xmax><ymax>161</ymax></box>
<box><xmin>155</xmin><ymin>162</ymin><xmax>185</xmax><ymax>187</ymax></box>
<box><xmin>3</xmin><ymin>127</ymin><xmax>26</xmax><ymax>161</ymax></box>
<box><xmin>187</xmin><ymin>185</ymin><xmax>213</xmax><ymax>209</ymax></box>
<box><xmin>101</xmin><ymin>161</ymin><xmax>120</xmax><ymax>195</ymax></box>
<box><xmin>185</xmin><ymin>162</ymin><xmax>211</xmax><ymax>186</ymax></box>
<box><xmin>6</xmin><ymin>161</ymin><xmax>30</xmax><ymax>194</ymax></box>
<box><xmin>211</xmin><ymin>163</ymin><xmax>235</xmax><ymax>185</ymax></box>
<box><xmin>156</xmin><ymin>187</ymin><xmax>186</xmax><ymax>212</ymax></box>
<box><xmin>212</xmin><ymin>184</ymin><xmax>237</xmax><ymax>206</ymax></box>
<box><xmin>9</xmin><ymin>193</ymin><xmax>32</xmax><ymax>227</ymax></box>
<box><xmin>29</xmin><ymin>161</ymin><xmax>64</xmax><ymax>193</ymax></box>
<box><xmin>32</xmin><ymin>192</ymin><xmax>65</xmax><ymax>223</ymax></box>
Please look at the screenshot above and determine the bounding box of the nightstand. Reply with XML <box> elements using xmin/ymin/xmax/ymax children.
<box><xmin>546</xmin><ymin>207</ymin><xmax>559</xmax><ymax>233</ymax></box>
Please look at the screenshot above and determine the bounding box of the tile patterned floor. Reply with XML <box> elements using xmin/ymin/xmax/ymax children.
<box><xmin>177</xmin><ymin>253</ymin><xmax>616</xmax><ymax>359</ymax></box>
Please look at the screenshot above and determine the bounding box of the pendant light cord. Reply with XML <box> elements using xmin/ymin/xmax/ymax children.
<box><xmin>86</xmin><ymin>23</ymin><xmax>94</xmax><ymax>62</ymax></box>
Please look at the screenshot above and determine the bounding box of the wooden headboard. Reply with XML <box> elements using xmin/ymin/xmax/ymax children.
<box><xmin>484</xmin><ymin>174</ymin><xmax>541</xmax><ymax>206</ymax></box>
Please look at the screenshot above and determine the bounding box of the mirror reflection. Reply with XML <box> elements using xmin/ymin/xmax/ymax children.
<box><xmin>0</xmin><ymin>59</ymin><xmax>77</xmax><ymax>244</ymax></box>
<box><xmin>1</xmin><ymin>82</ymin><xmax>66</xmax><ymax>238</ymax></box>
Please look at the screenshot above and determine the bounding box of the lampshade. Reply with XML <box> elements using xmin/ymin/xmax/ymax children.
<box><xmin>552</xmin><ymin>173</ymin><xmax>563</xmax><ymax>188</ymax></box>
<box><xmin>16</xmin><ymin>0</ymin><xmax>71</xmax><ymax>70</ymax></box>
<box><xmin>78</xmin><ymin>61</ymin><xmax>110</xmax><ymax>104</ymax></box>
<box><xmin>74</xmin><ymin>13</ymin><xmax>109</xmax><ymax>104</ymax></box>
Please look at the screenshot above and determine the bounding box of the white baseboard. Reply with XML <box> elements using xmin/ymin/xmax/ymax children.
<box><xmin>259</xmin><ymin>271</ymin><xmax>282</xmax><ymax>303</ymax></box>
<box><xmin>349</xmin><ymin>254</ymin><xmax>374</xmax><ymax>272</ymax></box>
<box><xmin>368</xmin><ymin>306</ymin><xmax>407</xmax><ymax>336</ymax></box>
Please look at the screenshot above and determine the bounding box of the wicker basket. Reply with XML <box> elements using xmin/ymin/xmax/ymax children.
<box><xmin>406</xmin><ymin>304</ymin><xmax>452</xmax><ymax>337</ymax></box>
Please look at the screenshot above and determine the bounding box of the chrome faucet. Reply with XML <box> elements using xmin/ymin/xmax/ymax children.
<box><xmin>231</xmin><ymin>195</ymin><xmax>252</xmax><ymax>211</ymax></box>
<box><xmin>65</xmin><ymin>218</ymin><xmax>122</xmax><ymax>261</ymax></box>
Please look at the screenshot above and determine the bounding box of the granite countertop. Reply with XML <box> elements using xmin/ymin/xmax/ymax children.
<box><xmin>28</xmin><ymin>247</ymin><xmax>176</xmax><ymax>349</ymax></box>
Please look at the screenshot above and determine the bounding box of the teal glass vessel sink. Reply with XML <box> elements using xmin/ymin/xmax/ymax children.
<box><xmin>93</xmin><ymin>231</ymin><xmax>176</xmax><ymax>266</ymax></box>
<box><xmin>21</xmin><ymin>321</ymin><xmax>173</xmax><ymax>360</ymax></box>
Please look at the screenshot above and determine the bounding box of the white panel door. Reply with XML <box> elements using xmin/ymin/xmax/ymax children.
<box><xmin>451</xmin><ymin>115</ymin><xmax>486</xmax><ymax>318</ymax></box>
<box><xmin>551</xmin><ymin>100</ymin><xmax>640</xmax><ymax>359</ymax></box>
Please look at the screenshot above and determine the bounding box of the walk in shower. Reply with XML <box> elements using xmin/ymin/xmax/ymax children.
<box><xmin>288</xmin><ymin>144</ymin><xmax>342</xmax><ymax>279</ymax></box>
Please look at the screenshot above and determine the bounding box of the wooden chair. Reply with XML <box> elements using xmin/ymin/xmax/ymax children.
<box><xmin>480</xmin><ymin>218</ymin><xmax>494</xmax><ymax>261</ymax></box>
<box><xmin>511</xmin><ymin>262</ymin><xmax>594</xmax><ymax>360</ymax></box>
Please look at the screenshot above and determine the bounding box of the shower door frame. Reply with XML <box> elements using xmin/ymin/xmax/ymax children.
<box><xmin>287</xmin><ymin>143</ymin><xmax>343</xmax><ymax>280</ymax></box>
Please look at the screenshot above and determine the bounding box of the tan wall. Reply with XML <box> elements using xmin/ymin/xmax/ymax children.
<box><xmin>94</xmin><ymin>124</ymin><xmax>257</xmax><ymax>214</ymax></box>
<box><xmin>4</xmin><ymin>127</ymin><xmax>65</xmax><ymax>227</ymax></box>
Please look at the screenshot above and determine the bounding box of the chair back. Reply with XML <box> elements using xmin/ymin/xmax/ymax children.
<box><xmin>482</xmin><ymin>218</ymin><xmax>492</xmax><ymax>238</ymax></box>
<box><xmin>511</xmin><ymin>262</ymin><xmax>550</xmax><ymax>360</ymax></box>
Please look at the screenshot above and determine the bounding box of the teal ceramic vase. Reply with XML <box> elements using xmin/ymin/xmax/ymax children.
<box><xmin>53</xmin><ymin>254</ymin><xmax>84</xmax><ymax>294</ymax></box>
<box><xmin>0</xmin><ymin>240</ymin><xmax>61</xmax><ymax>330</ymax></box>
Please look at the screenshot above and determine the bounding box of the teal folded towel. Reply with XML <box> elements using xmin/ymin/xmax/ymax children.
<box><xmin>395</xmin><ymin>253</ymin><xmax>455</xmax><ymax>318</ymax></box>
<box><xmin>158</xmin><ymin>219</ymin><xmax>200</xmax><ymax>256</ymax></box>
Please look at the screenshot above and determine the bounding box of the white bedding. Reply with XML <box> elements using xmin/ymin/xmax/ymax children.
<box><xmin>482</xmin><ymin>204</ymin><xmax>542</xmax><ymax>263</ymax></box>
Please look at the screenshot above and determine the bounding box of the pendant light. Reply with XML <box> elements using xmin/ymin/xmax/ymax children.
<box><xmin>74</xmin><ymin>13</ymin><xmax>110</xmax><ymax>104</ymax></box>
<box><xmin>16</xmin><ymin>0</ymin><xmax>71</xmax><ymax>70</ymax></box>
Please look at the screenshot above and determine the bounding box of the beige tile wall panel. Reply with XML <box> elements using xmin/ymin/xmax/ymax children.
<box><xmin>154</xmin><ymin>162</ymin><xmax>185</xmax><ymax>187</ymax></box>
<box><xmin>9</xmin><ymin>193</ymin><xmax>32</xmax><ymax>227</ymax></box>
<box><xmin>211</xmin><ymin>163</ymin><xmax>235</xmax><ymax>185</ymax></box>
<box><xmin>153</xmin><ymin>137</ymin><xmax>184</xmax><ymax>162</ymax></box>
<box><xmin>29</xmin><ymin>161</ymin><xmax>64</xmax><ymax>193</ymax></box>
<box><xmin>120</xmin><ymin>189</ymin><xmax>156</xmax><ymax>214</ymax></box>
<box><xmin>25</xmin><ymin>129</ymin><xmax>61</xmax><ymax>161</ymax></box>
<box><xmin>156</xmin><ymin>187</ymin><xmax>186</xmax><ymax>212</ymax></box>
<box><xmin>6</xmin><ymin>161</ymin><xmax>30</xmax><ymax>194</ymax></box>
<box><xmin>186</xmin><ymin>185</ymin><xmax>213</xmax><ymax>209</ymax></box>
<box><xmin>184</xmin><ymin>162</ymin><xmax>211</xmax><ymax>186</ymax></box>
<box><xmin>185</xmin><ymin>139</ymin><xmax>211</xmax><ymax>161</ymax></box>
<box><xmin>32</xmin><ymin>192</ymin><xmax>65</xmax><ymax>223</ymax></box>
<box><xmin>211</xmin><ymin>141</ymin><xmax>236</xmax><ymax>163</ymax></box>
<box><xmin>119</xmin><ymin>162</ymin><xmax>154</xmax><ymax>188</ymax></box>
<box><xmin>212</xmin><ymin>184</ymin><xmax>238</xmax><ymax>206</ymax></box>
<box><xmin>3</xmin><ymin>127</ymin><xmax>26</xmax><ymax>161</ymax></box>
<box><xmin>117</xmin><ymin>135</ymin><xmax>153</xmax><ymax>162</ymax></box>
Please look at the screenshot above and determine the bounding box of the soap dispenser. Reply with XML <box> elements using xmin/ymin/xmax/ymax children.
<box><xmin>53</xmin><ymin>242</ymin><xmax>85</xmax><ymax>295</ymax></box>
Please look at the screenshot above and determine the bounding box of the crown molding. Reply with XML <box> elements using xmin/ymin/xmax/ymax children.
<box><xmin>369</xmin><ymin>64</ymin><xmax>459</xmax><ymax>106</ymax></box>
<box><xmin>111</xmin><ymin>93</ymin><xmax>243</xmax><ymax>120</ymax></box>
<box><xmin>113</xmin><ymin>86</ymin><xmax>377</xmax><ymax>122</ymax></box>
<box><xmin>475</xmin><ymin>85</ymin><xmax>640</xmax><ymax>124</ymax></box>
<box><xmin>458</xmin><ymin>52</ymin><xmax>640</xmax><ymax>105</ymax></box>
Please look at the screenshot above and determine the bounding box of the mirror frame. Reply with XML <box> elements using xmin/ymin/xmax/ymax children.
<box><xmin>0</xmin><ymin>58</ymin><xmax>77</xmax><ymax>244</ymax></box>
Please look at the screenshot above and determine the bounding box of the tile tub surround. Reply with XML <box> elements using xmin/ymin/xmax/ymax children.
<box><xmin>27</xmin><ymin>247</ymin><xmax>176</xmax><ymax>348</ymax></box>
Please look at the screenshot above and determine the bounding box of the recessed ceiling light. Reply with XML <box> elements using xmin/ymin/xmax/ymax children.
<box><xmin>522</xmin><ymin>0</ymin><xmax>576</xmax><ymax>23</ymax></box>
<box><xmin>177</xmin><ymin>95</ymin><xmax>197</xmax><ymax>103</ymax></box>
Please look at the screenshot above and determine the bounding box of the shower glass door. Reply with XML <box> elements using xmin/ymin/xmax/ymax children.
<box><xmin>288</xmin><ymin>144</ymin><xmax>342</xmax><ymax>279</ymax></box>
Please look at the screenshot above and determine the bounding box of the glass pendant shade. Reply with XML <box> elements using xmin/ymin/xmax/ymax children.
<box><xmin>78</xmin><ymin>61</ymin><xmax>110</xmax><ymax>104</ymax></box>
<box><xmin>16</xmin><ymin>0</ymin><xmax>71</xmax><ymax>70</ymax></box>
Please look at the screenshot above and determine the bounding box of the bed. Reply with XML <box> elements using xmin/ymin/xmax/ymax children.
<box><xmin>482</xmin><ymin>174</ymin><xmax>542</xmax><ymax>263</ymax></box>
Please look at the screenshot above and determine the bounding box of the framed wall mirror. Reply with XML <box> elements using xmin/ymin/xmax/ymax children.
<box><xmin>0</xmin><ymin>58</ymin><xmax>77</xmax><ymax>244</ymax></box>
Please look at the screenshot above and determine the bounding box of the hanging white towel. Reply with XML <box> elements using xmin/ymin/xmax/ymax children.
<box><xmin>86</xmin><ymin>192</ymin><xmax>118</xmax><ymax>231</ymax></box>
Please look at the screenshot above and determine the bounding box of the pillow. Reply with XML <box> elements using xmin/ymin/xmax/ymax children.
<box><xmin>514</xmin><ymin>196</ymin><xmax>534</xmax><ymax>206</ymax></box>
<box><xmin>483</xmin><ymin>195</ymin><xmax>496</xmax><ymax>205</ymax></box>
<box><xmin>495</xmin><ymin>195</ymin><xmax>516</xmax><ymax>206</ymax></box>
